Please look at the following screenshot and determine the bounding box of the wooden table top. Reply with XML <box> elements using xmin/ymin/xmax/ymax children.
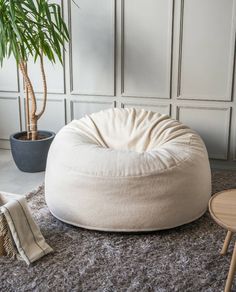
<box><xmin>209</xmin><ymin>189</ymin><xmax>236</xmax><ymax>232</ymax></box>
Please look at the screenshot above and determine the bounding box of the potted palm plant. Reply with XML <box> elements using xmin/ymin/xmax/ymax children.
<box><xmin>0</xmin><ymin>0</ymin><xmax>69</xmax><ymax>172</ymax></box>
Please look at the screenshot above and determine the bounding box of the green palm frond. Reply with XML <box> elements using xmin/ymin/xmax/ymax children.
<box><xmin>0</xmin><ymin>0</ymin><xmax>70</xmax><ymax>66</ymax></box>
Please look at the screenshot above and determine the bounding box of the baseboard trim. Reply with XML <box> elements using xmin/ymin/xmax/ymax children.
<box><xmin>0</xmin><ymin>140</ymin><xmax>10</xmax><ymax>150</ymax></box>
<box><xmin>210</xmin><ymin>160</ymin><xmax>236</xmax><ymax>170</ymax></box>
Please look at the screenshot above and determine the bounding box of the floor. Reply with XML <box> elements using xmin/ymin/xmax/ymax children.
<box><xmin>0</xmin><ymin>149</ymin><xmax>44</xmax><ymax>194</ymax></box>
<box><xmin>1</xmin><ymin>170</ymin><xmax>236</xmax><ymax>291</ymax></box>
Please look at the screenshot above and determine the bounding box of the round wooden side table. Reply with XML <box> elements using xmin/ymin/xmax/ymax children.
<box><xmin>209</xmin><ymin>189</ymin><xmax>236</xmax><ymax>292</ymax></box>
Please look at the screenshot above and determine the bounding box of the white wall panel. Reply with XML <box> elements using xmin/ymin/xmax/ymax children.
<box><xmin>29</xmin><ymin>99</ymin><xmax>66</xmax><ymax>133</ymax></box>
<box><xmin>1</xmin><ymin>1</ymin><xmax>236</xmax><ymax>168</ymax></box>
<box><xmin>70</xmin><ymin>0</ymin><xmax>115</xmax><ymax>96</ymax></box>
<box><xmin>71</xmin><ymin>100</ymin><xmax>115</xmax><ymax>120</ymax></box>
<box><xmin>122</xmin><ymin>0</ymin><xmax>173</xmax><ymax>98</ymax></box>
<box><xmin>0</xmin><ymin>97</ymin><xmax>21</xmax><ymax>140</ymax></box>
<box><xmin>177</xmin><ymin>106</ymin><xmax>231</xmax><ymax>159</ymax></box>
<box><xmin>121</xmin><ymin>102</ymin><xmax>170</xmax><ymax>115</ymax></box>
<box><xmin>27</xmin><ymin>59</ymin><xmax>65</xmax><ymax>94</ymax></box>
<box><xmin>0</xmin><ymin>58</ymin><xmax>19</xmax><ymax>92</ymax></box>
<box><xmin>178</xmin><ymin>0</ymin><xmax>235</xmax><ymax>100</ymax></box>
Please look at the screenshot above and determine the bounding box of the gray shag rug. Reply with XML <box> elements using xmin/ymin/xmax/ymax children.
<box><xmin>1</xmin><ymin>170</ymin><xmax>236</xmax><ymax>292</ymax></box>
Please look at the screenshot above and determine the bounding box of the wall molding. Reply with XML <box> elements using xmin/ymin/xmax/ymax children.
<box><xmin>0</xmin><ymin>63</ymin><xmax>20</xmax><ymax>93</ymax></box>
<box><xmin>177</xmin><ymin>0</ymin><xmax>236</xmax><ymax>101</ymax></box>
<box><xmin>120</xmin><ymin>0</ymin><xmax>173</xmax><ymax>99</ymax></box>
<box><xmin>176</xmin><ymin>105</ymin><xmax>231</xmax><ymax>160</ymax></box>
<box><xmin>0</xmin><ymin>96</ymin><xmax>22</xmax><ymax>140</ymax></box>
<box><xmin>70</xmin><ymin>100</ymin><xmax>116</xmax><ymax>120</ymax></box>
<box><xmin>121</xmin><ymin>102</ymin><xmax>171</xmax><ymax>115</ymax></box>
<box><xmin>23</xmin><ymin>98</ymin><xmax>67</xmax><ymax>129</ymax></box>
<box><xmin>0</xmin><ymin>1</ymin><xmax>236</xmax><ymax>168</ymax></box>
<box><xmin>68</xmin><ymin>0</ymin><xmax>116</xmax><ymax>96</ymax></box>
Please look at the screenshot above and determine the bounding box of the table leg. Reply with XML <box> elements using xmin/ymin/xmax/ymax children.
<box><xmin>225</xmin><ymin>241</ymin><xmax>236</xmax><ymax>292</ymax></box>
<box><xmin>221</xmin><ymin>231</ymin><xmax>233</xmax><ymax>255</ymax></box>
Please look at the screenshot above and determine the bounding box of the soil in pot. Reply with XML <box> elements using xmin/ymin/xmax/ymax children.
<box><xmin>18</xmin><ymin>133</ymin><xmax>48</xmax><ymax>141</ymax></box>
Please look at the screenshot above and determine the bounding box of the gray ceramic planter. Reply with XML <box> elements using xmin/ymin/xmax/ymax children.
<box><xmin>10</xmin><ymin>130</ymin><xmax>55</xmax><ymax>173</ymax></box>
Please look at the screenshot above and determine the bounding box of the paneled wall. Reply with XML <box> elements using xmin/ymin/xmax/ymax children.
<box><xmin>0</xmin><ymin>0</ymin><xmax>236</xmax><ymax>168</ymax></box>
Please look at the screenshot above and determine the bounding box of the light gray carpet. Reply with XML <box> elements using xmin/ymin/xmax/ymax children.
<box><xmin>1</xmin><ymin>170</ymin><xmax>236</xmax><ymax>292</ymax></box>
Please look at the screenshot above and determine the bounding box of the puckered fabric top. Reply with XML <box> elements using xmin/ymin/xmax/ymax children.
<box><xmin>45</xmin><ymin>107</ymin><xmax>211</xmax><ymax>231</ymax></box>
<box><xmin>52</xmin><ymin>108</ymin><xmax>208</xmax><ymax>177</ymax></box>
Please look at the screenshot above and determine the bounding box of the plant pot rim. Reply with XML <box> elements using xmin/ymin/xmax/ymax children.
<box><xmin>10</xmin><ymin>130</ymin><xmax>55</xmax><ymax>143</ymax></box>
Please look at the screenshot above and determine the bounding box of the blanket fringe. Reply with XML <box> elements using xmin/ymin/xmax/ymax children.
<box><xmin>0</xmin><ymin>212</ymin><xmax>17</xmax><ymax>258</ymax></box>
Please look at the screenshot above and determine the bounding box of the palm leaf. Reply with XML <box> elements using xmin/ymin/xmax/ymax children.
<box><xmin>0</xmin><ymin>0</ymin><xmax>70</xmax><ymax>66</ymax></box>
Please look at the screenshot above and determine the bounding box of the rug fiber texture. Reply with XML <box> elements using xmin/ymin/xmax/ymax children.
<box><xmin>1</xmin><ymin>170</ymin><xmax>236</xmax><ymax>292</ymax></box>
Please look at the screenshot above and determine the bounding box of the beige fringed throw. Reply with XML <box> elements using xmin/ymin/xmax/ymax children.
<box><xmin>0</xmin><ymin>192</ymin><xmax>53</xmax><ymax>265</ymax></box>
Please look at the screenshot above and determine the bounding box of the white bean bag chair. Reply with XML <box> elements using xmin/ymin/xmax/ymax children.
<box><xmin>45</xmin><ymin>108</ymin><xmax>211</xmax><ymax>232</ymax></box>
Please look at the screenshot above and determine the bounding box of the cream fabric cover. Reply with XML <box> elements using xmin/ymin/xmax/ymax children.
<box><xmin>45</xmin><ymin>108</ymin><xmax>211</xmax><ymax>231</ymax></box>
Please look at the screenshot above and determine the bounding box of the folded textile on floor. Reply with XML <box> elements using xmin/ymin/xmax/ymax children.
<box><xmin>0</xmin><ymin>192</ymin><xmax>53</xmax><ymax>265</ymax></box>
